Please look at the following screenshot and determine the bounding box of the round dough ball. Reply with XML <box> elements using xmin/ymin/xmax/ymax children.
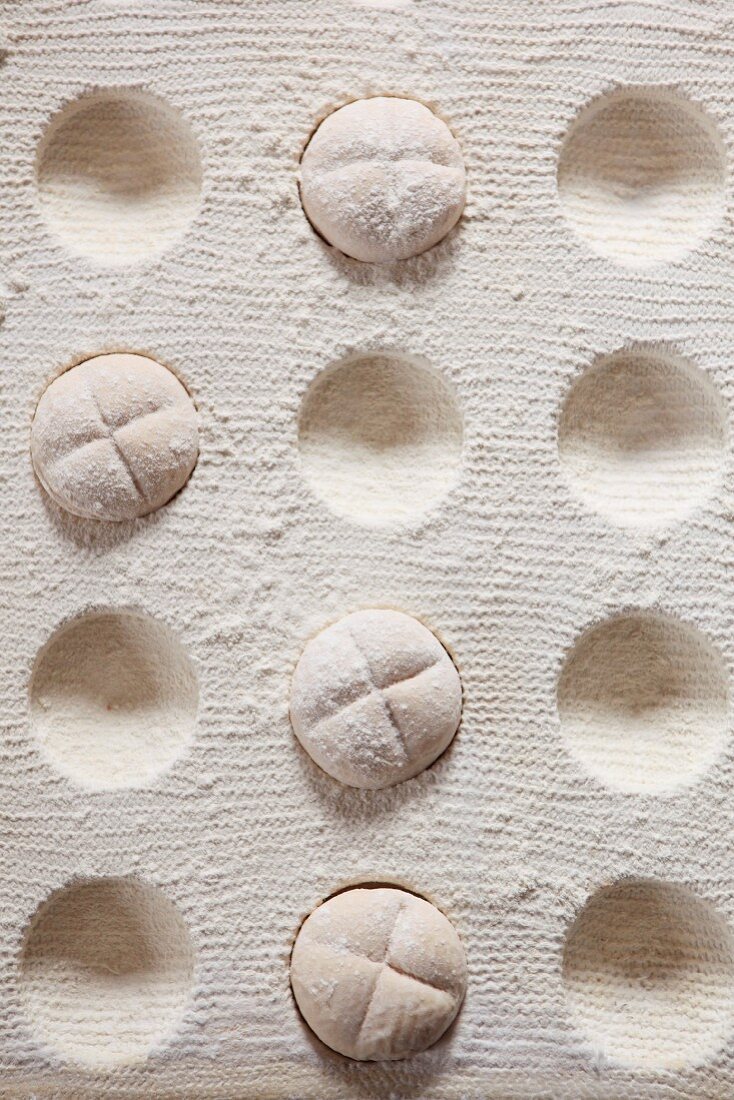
<box><xmin>290</xmin><ymin>609</ymin><xmax>462</xmax><ymax>789</ymax></box>
<box><xmin>291</xmin><ymin>886</ymin><xmax>467</xmax><ymax>1061</ymax></box>
<box><xmin>300</xmin><ymin>97</ymin><xmax>466</xmax><ymax>263</ymax></box>
<box><xmin>31</xmin><ymin>353</ymin><xmax>198</xmax><ymax>522</ymax></box>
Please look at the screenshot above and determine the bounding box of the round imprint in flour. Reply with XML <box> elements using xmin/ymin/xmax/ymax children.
<box><xmin>290</xmin><ymin>609</ymin><xmax>461</xmax><ymax>789</ymax></box>
<box><xmin>557</xmin><ymin>611</ymin><xmax>729</xmax><ymax>795</ymax></box>
<box><xmin>299</xmin><ymin>97</ymin><xmax>466</xmax><ymax>263</ymax></box>
<box><xmin>31</xmin><ymin>353</ymin><xmax>199</xmax><ymax>522</ymax></box>
<box><xmin>298</xmin><ymin>352</ymin><xmax>463</xmax><ymax>527</ymax></box>
<box><xmin>36</xmin><ymin>89</ymin><xmax>202</xmax><ymax>265</ymax></box>
<box><xmin>30</xmin><ymin>610</ymin><xmax>198</xmax><ymax>791</ymax></box>
<box><xmin>20</xmin><ymin>876</ymin><xmax>194</xmax><ymax>1068</ymax></box>
<box><xmin>562</xmin><ymin>878</ymin><xmax>734</xmax><ymax>1071</ymax></box>
<box><xmin>557</xmin><ymin>87</ymin><xmax>726</xmax><ymax>269</ymax></box>
<box><xmin>291</xmin><ymin>886</ymin><xmax>466</xmax><ymax>1060</ymax></box>
<box><xmin>558</xmin><ymin>346</ymin><xmax>727</xmax><ymax>531</ymax></box>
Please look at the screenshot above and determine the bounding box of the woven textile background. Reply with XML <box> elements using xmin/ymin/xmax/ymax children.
<box><xmin>1</xmin><ymin>1</ymin><xmax>734</xmax><ymax>1096</ymax></box>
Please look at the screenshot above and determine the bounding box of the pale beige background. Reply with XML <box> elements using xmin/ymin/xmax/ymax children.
<box><xmin>0</xmin><ymin>0</ymin><xmax>733</xmax><ymax>1097</ymax></box>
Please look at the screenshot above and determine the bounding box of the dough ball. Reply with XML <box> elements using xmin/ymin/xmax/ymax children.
<box><xmin>291</xmin><ymin>886</ymin><xmax>467</xmax><ymax>1061</ymax></box>
<box><xmin>31</xmin><ymin>353</ymin><xmax>199</xmax><ymax>522</ymax></box>
<box><xmin>300</xmin><ymin>97</ymin><xmax>466</xmax><ymax>263</ymax></box>
<box><xmin>290</xmin><ymin>609</ymin><xmax>462</xmax><ymax>789</ymax></box>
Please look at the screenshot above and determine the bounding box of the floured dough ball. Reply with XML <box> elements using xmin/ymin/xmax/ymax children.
<box><xmin>291</xmin><ymin>886</ymin><xmax>467</xmax><ymax>1061</ymax></box>
<box><xmin>300</xmin><ymin>97</ymin><xmax>466</xmax><ymax>263</ymax></box>
<box><xmin>290</xmin><ymin>609</ymin><xmax>462</xmax><ymax>789</ymax></box>
<box><xmin>31</xmin><ymin>353</ymin><xmax>198</xmax><ymax>521</ymax></box>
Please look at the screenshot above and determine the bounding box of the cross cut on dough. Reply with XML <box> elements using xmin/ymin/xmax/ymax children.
<box><xmin>31</xmin><ymin>353</ymin><xmax>199</xmax><ymax>522</ymax></box>
<box><xmin>290</xmin><ymin>887</ymin><xmax>467</xmax><ymax>1062</ymax></box>
<box><xmin>307</xmin><ymin>623</ymin><xmax>444</xmax><ymax>767</ymax></box>
<box><xmin>299</xmin><ymin>97</ymin><xmax>466</xmax><ymax>263</ymax></box>
<box><xmin>290</xmin><ymin>609</ymin><xmax>462</xmax><ymax>789</ymax></box>
<box><xmin>74</xmin><ymin>380</ymin><xmax>162</xmax><ymax>504</ymax></box>
<box><xmin>353</xmin><ymin>899</ymin><xmax>457</xmax><ymax>1046</ymax></box>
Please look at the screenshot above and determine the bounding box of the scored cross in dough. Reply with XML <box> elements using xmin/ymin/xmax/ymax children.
<box><xmin>290</xmin><ymin>609</ymin><xmax>462</xmax><ymax>789</ymax></box>
<box><xmin>290</xmin><ymin>886</ymin><xmax>467</xmax><ymax>1061</ymax></box>
<box><xmin>31</xmin><ymin>353</ymin><xmax>199</xmax><ymax>522</ymax></box>
<box><xmin>299</xmin><ymin>97</ymin><xmax>466</xmax><ymax>263</ymax></box>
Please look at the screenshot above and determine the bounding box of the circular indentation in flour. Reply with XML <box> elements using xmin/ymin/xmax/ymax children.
<box><xmin>290</xmin><ymin>884</ymin><xmax>467</xmax><ymax>1061</ymax></box>
<box><xmin>36</xmin><ymin>89</ymin><xmax>202</xmax><ymax>265</ymax></box>
<box><xmin>557</xmin><ymin>87</ymin><xmax>726</xmax><ymax>269</ymax></box>
<box><xmin>20</xmin><ymin>876</ymin><xmax>194</xmax><ymax>1067</ymax></box>
<box><xmin>562</xmin><ymin>878</ymin><xmax>734</xmax><ymax>1070</ymax></box>
<box><xmin>30</xmin><ymin>610</ymin><xmax>198</xmax><ymax>790</ymax></box>
<box><xmin>557</xmin><ymin>611</ymin><xmax>729</xmax><ymax>795</ymax></box>
<box><xmin>299</xmin><ymin>97</ymin><xmax>466</xmax><ymax>263</ymax></box>
<box><xmin>298</xmin><ymin>352</ymin><xmax>463</xmax><ymax>526</ymax></box>
<box><xmin>558</xmin><ymin>346</ymin><xmax>727</xmax><ymax>531</ymax></box>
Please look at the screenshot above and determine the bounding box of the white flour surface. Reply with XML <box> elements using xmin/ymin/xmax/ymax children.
<box><xmin>2</xmin><ymin>1</ymin><xmax>734</xmax><ymax>1098</ymax></box>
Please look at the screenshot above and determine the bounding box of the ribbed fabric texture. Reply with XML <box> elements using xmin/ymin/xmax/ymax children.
<box><xmin>0</xmin><ymin>1</ymin><xmax>733</xmax><ymax>1096</ymax></box>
